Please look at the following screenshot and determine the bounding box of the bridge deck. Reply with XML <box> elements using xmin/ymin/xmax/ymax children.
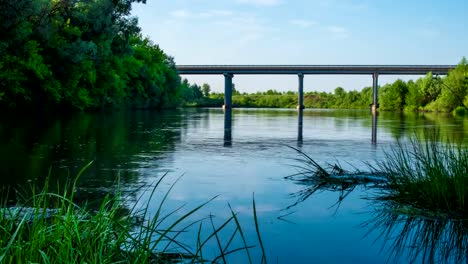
<box><xmin>176</xmin><ymin>65</ymin><xmax>455</xmax><ymax>75</ymax></box>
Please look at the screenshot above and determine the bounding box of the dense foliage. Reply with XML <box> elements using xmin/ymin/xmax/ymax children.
<box><xmin>186</xmin><ymin>59</ymin><xmax>468</xmax><ymax>113</ymax></box>
<box><xmin>0</xmin><ymin>0</ymin><xmax>180</xmax><ymax>111</ymax></box>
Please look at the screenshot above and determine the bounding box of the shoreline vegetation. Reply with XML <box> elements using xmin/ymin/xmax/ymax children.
<box><xmin>286</xmin><ymin>132</ymin><xmax>468</xmax><ymax>263</ymax></box>
<box><xmin>0</xmin><ymin>162</ymin><xmax>266</xmax><ymax>264</ymax></box>
<box><xmin>287</xmin><ymin>133</ymin><xmax>468</xmax><ymax>220</ymax></box>
<box><xmin>1</xmin><ymin>2</ymin><xmax>467</xmax><ymax>114</ymax></box>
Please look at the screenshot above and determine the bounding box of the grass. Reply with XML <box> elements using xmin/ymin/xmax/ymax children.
<box><xmin>0</xmin><ymin>162</ymin><xmax>266</xmax><ymax>263</ymax></box>
<box><xmin>378</xmin><ymin>134</ymin><xmax>468</xmax><ymax>219</ymax></box>
<box><xmin>286</xmin><ymin>133</ymin><xmax>468</xmax><ymax>263</ymax></box>
<box><xmin>286</xmin><ymin>132</ymin><xmax>468</xmax><ymax>219</ymax></box>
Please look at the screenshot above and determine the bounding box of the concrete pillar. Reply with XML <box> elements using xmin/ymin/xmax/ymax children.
<box><xmin>371</xmin><ymin>73</ymin><xmax>379</xmax><ymax>113</ymax></box>
<box><xmin>297</xmin><ymin>73</ymin><xmax>305</xmax><ymax>109</ymax></box>
<box><xmin>223</xmin><ymin>73</ymin><xmax>233</xmax><ymax>109</ymax></box>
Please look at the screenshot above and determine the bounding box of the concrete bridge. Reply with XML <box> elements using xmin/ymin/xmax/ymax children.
<box><xmin>176</xmin><ymin>65</ymin><xmax>455</xmax><ymax>112</ymax></box>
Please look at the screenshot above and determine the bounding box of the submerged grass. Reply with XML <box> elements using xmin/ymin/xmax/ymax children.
<box><xmin>0</xmin><ymin>162</ymin><xmax>266</xmax><ymax>263</ymax></box>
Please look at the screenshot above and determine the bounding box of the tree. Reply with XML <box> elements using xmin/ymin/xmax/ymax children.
<box><xmin>202</xmin><ymin>83</ymin><xmax>211</xmax><ymax>97</ymax></box>
<box><xmin>0</xmin><ymin>0</ymin><xmax>181</xmax><ymax>111</ymax></box>
<box><xmin>434</xmin><ymin>58</ymin><xmax>468</xmax><ymax>112</ymax></box>
<box><xmin>380</xmin><ymin>79</ymin><xmax>408</xmax><ymax>111</ymax></box>
<box><xmin>231</xmin><ymin>83</ymin><xmax>240</xmax><ymax>95</ymax></box>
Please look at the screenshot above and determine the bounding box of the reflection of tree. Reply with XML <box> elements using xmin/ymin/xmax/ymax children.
<box><xmin>0</xmin><ymin>110</ymin><xmax>185</xmax><ymax>207</ymax></box>
<box><xmin>365</xmin><ymin>111</ymin><xmax>468</xmax><ymax>144</ymax></box>
<box><xmin>363</xmin><ymin>206</ymin><xmax>468</xmax><ymax>264</ymax></box>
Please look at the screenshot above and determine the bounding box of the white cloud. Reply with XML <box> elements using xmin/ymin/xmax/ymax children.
<box><xmin>236</xmin><ymin>0</ymin><xmax>283</xmax><ymax>6</ymax></box>
<box><xmin>289</xmin><ymin>19</ymin><xmax>317</xmax><ymax>28</ymax></box>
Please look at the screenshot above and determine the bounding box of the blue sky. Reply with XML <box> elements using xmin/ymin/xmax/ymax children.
<box><xmin>132</xmin><ymin>0</ymin><xmax>468</xmax><ymax>93</ymax></box>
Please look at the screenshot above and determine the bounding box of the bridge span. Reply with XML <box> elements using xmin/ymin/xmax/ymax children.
<box><xmin>176</xmin><ymin>65</ymin><xmax>456</xmax><ymax>112</ymax></box>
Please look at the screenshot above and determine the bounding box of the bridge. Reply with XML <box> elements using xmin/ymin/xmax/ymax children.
<box><xmin>176</xmin><ymin>65</ymin><xmax>456</xmax><ymax>112</ymax></box>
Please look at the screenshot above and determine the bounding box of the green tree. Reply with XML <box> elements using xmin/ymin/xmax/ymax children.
<box><xmin>0</xmin><ymin>0</ymin><xmax>183</xmax><ymax>111</ymax></box>
<box><xmin>380</xmin><ymin>79</ymin><xmax>408</xmax><ymax>111</ymax></box>
<box><xmin>202</xmin><ymin>83</ymin><xmax>211</xmax><ymax>97</ymax></box>
<box><xmin>434</xmin><ymin>58</ymin><xmax>468</xmax><ymax>112</ymax></box>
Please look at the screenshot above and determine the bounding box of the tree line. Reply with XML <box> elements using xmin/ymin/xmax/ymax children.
<box><xmin>0</xmin><ymin>0</ymin><xmax>180</xmax><ymax>111</ymax></box>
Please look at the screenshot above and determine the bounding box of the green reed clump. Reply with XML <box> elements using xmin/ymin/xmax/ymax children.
<box><xmin>0</xmin><ymin>162</ymin><xmax>266</xmax><ymax>263</ymax></box>
<box><xmin>287</xmin><ymin>133</ymin><xmax>468</xmax><ymax>219</ymax></box>
<box><xmin>378</xmin><ymin>135</ymin><xmax>468</xmax><ymax>219</ymax></box>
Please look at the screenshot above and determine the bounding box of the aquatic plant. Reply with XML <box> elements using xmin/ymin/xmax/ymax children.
<box><xmin>378</xmin><ymin>134</ymin><xmax>468</xmax><ymax>219</ymax></box>
<box><xmin>286</xmin><ymin>132</ymin><xmax>468</xmax><ymax>219</ymax></box>
<box><xmin>285</xmin><ymin>146</ymin><xmax>387</xmax><ymax>209</ymax></box>
<box><xmin>286</xmin><ymin>132</ymin><xmax>468</xmax><ymax>263</ymax></box>
<box><xmin>0</xmin><ymin>162</ymin><xmax>266</xmax><ymax>263</ymax></box>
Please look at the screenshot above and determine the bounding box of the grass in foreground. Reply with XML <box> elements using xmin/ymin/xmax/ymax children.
<box><xmin>0</xmin><ymin>162</ymin><xmax>266</xmax><ymax>264</ymax></box>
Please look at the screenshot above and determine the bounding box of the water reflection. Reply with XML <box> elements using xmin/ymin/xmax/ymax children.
<box><xmin>223</xmin><ymin>108</ymin><xmax>306</xmax><ymax>146</ymax></box>
<box><xmin>364</xmin><ymin>207</ymin><xmax>468</xmax><ymax>264</ymax></box>
<box><xmin>285</xmin><ymin>151</ymin><xmax>468</xmax><ymax>263</ymax></box>
<box><xmin>223</xmin><ymin>108</ymin><xmax>232</xmax><ymax>147</ymax></box>
<box><xmin>371</xmin><ymin>112</ymin><xmax>378</xmax><ymax>144</ymax></box>
<box><xmin>0</xmin><ymin>111</ymin><xmax>185</xmax><ymax>207</ymax></box>
<box><xmin>297</xmin><ymin>109</ymin><xmax>303</xmax><ymax>146</ymax></box>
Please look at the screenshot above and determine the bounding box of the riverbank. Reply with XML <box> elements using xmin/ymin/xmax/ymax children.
<box><xmin>183</xmin><ymin>94</ymin><xmax>369</xmax><ymax>109</ymax></box>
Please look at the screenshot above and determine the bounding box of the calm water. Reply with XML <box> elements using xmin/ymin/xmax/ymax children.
<box><xmin>1</xmin><ymin>108</ymin><xmax>468</xmax><ymax>263</ymax></box>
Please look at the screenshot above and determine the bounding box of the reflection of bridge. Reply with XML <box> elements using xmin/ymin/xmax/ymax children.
<box><xmin>177</xmin><ymin>65</ymin><xmax>455</xmax><ymax>111</ymax></box>
<box><xmin>222</xmin><ymin>109</ymin><xmax>379</xmax><ymax>147</ymax></box>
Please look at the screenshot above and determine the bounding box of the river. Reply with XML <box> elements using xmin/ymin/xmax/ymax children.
<box><xmin>1</xmin><ymin>108</ymin><xmax>467</xmax><ymax>263</ymax></box>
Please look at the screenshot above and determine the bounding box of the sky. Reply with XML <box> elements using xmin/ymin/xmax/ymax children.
<box><xmin>132</xmin><ymin>0</ymin><xmax>468</xmax><ymax>93</ymax></box>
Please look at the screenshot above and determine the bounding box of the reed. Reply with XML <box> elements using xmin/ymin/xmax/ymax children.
<box><xmin>0</xmin><ymin>162</ymin><xmax>265</xmax><ymax>263</ymax></box>
<box><xmin>287</xmin><ymin>132</ymin><xmax>468</xmax><ymax>219</ymax></box>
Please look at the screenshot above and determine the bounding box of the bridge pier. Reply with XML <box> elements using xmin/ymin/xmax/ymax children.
<box><xmin>371</xmin><ymin>73</ymin><xmax>379</xmax><ymax>113</ymax></box>
<box><xmin>297</xmin><ymin>73</ymin><xmax>305</xmax><ymax>109</ymax></box>
<box><xmin>223</xmin><ymin>73</ymin><xmax>233</xmax><ymax>109</ymax></box>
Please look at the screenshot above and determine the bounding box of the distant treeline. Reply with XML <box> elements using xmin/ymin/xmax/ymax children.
<box><xmin>183</xmin><ymin>59</ymin><xmax>468</xmax><ymax>113</ymax></box>
<box><xmin>0</xmin><ymin>0</ymin><xmax>181</xmax><ymax>111</ymax></box>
